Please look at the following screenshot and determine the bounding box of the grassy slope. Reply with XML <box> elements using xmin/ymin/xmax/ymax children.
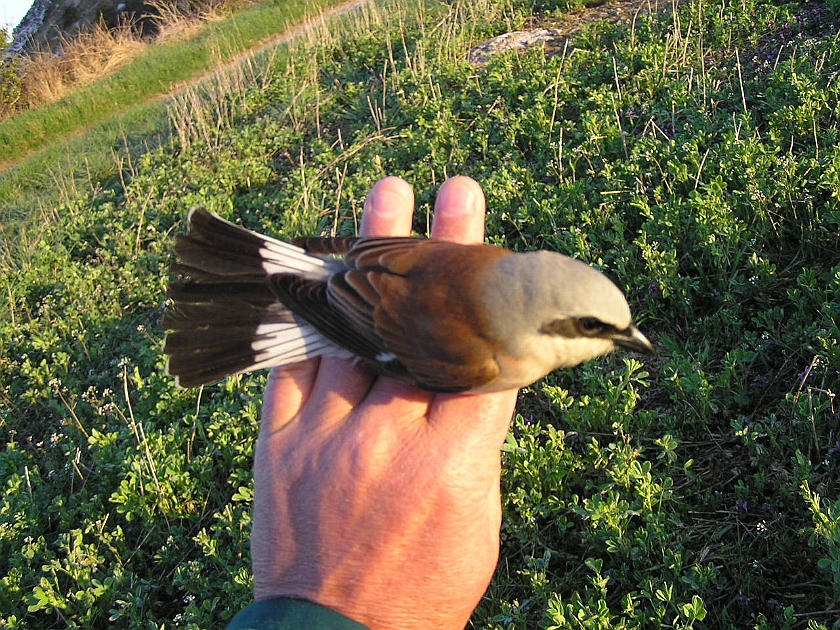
<box><xmin>2</xmin><ymin>0</ymin><xmax>840</xmax><ymax>628</ymax></box>
<box><xmin>0</xmin><ymin>0</ymin><xmax>355</xmax><ymax>220</ymax></box>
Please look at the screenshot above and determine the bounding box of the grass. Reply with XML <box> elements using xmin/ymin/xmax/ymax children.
<box><xmin>13</xmin><ymin>18</ymin><xmax>148</xmax><ymax>112</ymax></box>
<box><xmin>0</xmin><ymin>0</ymin><xmax>357</xmax><ymax>220</ymax></box>
<box><xmin>1</xmin><ymin>0</ymin><xmax>840</xmax><ymax>627</ymax></box>
<box><xmin>0</xmin><ymin>0</ymin><xmax>350</xmax><ymax>156</ymax></box>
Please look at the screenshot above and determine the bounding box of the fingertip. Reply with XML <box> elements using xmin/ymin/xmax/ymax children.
<box><xmin>431</xmin><ymin>176</ymin><xmax>486</xmax><ymax>244</ymax></box>
<box><xmin>361</xmin><ymin>176</ymin><xmax>414</xmax><ymax>237</ymax></box>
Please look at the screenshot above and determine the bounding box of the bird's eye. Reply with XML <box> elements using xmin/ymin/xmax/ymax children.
<box><xmin>578</xmin><ymin>317</ymin><xmax>606</xmax><ymax>334</ymax></box>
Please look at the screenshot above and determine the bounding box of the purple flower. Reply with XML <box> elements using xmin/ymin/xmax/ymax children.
<box><xmin>736</xmin><ymin>500</ymin><xmax>749</xmax><ymax>514</ymax></box>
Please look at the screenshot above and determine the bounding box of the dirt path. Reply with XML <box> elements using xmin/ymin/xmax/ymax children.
<box><xmin>160</xmin><ymin>0</ymin><xmax>370</xmax><ymax>101</ymax></box>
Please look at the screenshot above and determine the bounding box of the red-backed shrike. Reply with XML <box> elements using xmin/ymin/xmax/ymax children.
<box><xmin>163</xmin><ymin>209</ymin><xmax>653</xmax><ymax>391</ymax></box>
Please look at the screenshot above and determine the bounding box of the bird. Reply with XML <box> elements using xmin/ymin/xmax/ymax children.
<box><xmin>163</xmin><ymin>209</ymin><xmax>653</xmax><ymax>392</ymax></box>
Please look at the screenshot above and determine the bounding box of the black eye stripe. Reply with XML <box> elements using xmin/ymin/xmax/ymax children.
<box><xmin>579</xmin><ymin>317</ymin><xmax>603</xmax><ymax>331</ymax></box>
<box><xmin>577</xmin><ymin>318</ymin><xmax>619</xmax><ymax>336</ymax></box>
<box><xmin>540</xmin><ymin>318</ymin><xmax>617</xmax><ymax>337</ymax></box>
<box><xmin>539</xmin><ymin>318</ymin><xmax>576</xmax><ymax>336</ymax></box>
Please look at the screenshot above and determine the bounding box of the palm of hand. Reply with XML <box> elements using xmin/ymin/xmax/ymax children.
<box><xmin>250</xmin><ymin>176</ymin><xmax>518</xmax><ymax>630</ymax></box>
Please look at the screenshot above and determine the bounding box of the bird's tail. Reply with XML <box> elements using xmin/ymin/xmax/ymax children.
<box><xmin>162</xmin><ymin>209</ymin><xmax>343</xmax><ymax>387</ymax></box>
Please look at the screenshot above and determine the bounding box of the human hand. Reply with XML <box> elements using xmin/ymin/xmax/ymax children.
<box><xmin>250</xmin><ymin>175</ymin><xmax>519</xmax><ymax>630</ymax></box>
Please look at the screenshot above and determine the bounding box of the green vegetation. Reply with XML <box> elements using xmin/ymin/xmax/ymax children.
<box><xmin>0</xmin><ymin>0</ymin><xmax>344</xmax><ymax>156</ymax></box>
<box><xmin>0</xmin><ymin>29</ymin><xmax>24</xmax><ymax>112</ymax></box>
<box><xmin>2</xmin><ymin>0</ymin><xmax>839</xmax><ymax>627</ymax></box>
<box><xmin>0</xmin><ymin>0</ymin><xmax>351</xmax><ymax>219</ymax></box>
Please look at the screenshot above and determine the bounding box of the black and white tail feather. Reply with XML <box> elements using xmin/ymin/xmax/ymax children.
<box><xmin>163</xmin><ymin>209</ymin><xmax>351</xmax><ymax>387</ymax></box>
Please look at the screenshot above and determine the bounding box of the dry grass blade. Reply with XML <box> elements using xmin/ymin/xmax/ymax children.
<box><xmin>20</xmin><ymin>17</ymin><xmax>146</xmax><ymax>108</ymax></box>
<box><xmin>147</xmin><ymin>0</ymin><xmax>234</xmax><ymax>43</ymax></box>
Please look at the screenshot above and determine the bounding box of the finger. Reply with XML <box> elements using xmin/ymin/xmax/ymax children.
<box><xmin>310</xmin><ymin>177</ymin><xmax>415</xmax><ymax>413</ymax></box>
<box><xmin>360</xmin><ymin>176</ymin><xmax>415</xmax><ymax>237</ymax></box>
<box><xmin>429</xmin><ymin>177</ymin><xmax>518</xmax><ymax>444</ymax></box>
<box><xmin>260</xmin><ymin>361</ymin><xmax>320</xmax><ymax>437</ymax></box>
<box><xmin>357</xmin><ymin>377</ymin><xmax>434</xmax><ymax>420</ymax></box>
<box><xmin>305</xmin><ymin>356</ymin><xmax>377</xmax><ymax>422</ymax></box>
<box><xmin>430</xmin><ymin>176</ymin><xmax>486</xmax><ymax>244</ymax></box>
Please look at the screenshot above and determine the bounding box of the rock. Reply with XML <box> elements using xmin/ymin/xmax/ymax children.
<box><xmin>468</xmin><ymin>0</ymin><xmax>676</xmax><ymax>66</ymax></box>
<box><xmin>8</xmin><ymin>0</ymin><xmax>51</xmax><ymax>56</ymax></box>
<box><xmin>9</xmin><ymin>0</ymin><xmax>160</xmax><ymax>57</ymax></box>
<box><xmin>469</xmin><ymin>29</ymin><xmax>568</xmax><ymax>66</ymax></box>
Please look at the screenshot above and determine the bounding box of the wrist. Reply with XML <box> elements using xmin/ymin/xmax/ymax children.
<box><xmin>228</xmin><ymin>597</ymin><xmax>370</xmax><ymax>630</ymax></box>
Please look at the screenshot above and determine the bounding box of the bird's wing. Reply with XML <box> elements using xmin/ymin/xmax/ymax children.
<box><xmin>268</xmin><ymin>237</ymin><xmax>508</xmax><ymax>392</ymax></box>
<box><xmin>344</xmin><ymin>238</ymin><xmax>506</xmax><ymax>391</ymax></box>
<box><xmin>264</xmin><ymin>238</ymin><xmax>427</xmax><ymax>384</ymax></box>
<box><xmin>267</xmin><ymin>270</ymin><xmax>414</xmax><ymax>383</ymax></box>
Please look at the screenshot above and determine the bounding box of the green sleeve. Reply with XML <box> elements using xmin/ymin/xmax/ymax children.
<box><xmin>226</xmin><ymin>597</ymin><xmax>371</xmax><ymax>630</ymax></box>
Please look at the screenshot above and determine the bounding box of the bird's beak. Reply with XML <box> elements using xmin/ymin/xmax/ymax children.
<box><xmin>613</xmin><ymin>325</ymin><xmax>654</xmax><ymax>355</ymax></box>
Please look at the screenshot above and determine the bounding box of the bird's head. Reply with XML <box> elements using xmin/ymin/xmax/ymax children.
<box><xmin>483</xmin><ymin>250</ymin><xmax>653</xmax><ymax>372</ymax></box>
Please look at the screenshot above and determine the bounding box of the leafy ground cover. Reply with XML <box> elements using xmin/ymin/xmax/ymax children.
<box><xmin>1</xmin><ymin>0</ymin><xmax>839</xmax><ymax>627</ymax></box>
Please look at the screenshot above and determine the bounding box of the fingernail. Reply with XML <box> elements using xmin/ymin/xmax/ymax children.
<box><xmin>364</xmin><ymin>186</ymin><xmax>407</xmax><ymax>217</ymax></box>
<box><xmin>436</xmin><ymin>182</ymin><xmax>476</xmax><ymax>217</ymax></box>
